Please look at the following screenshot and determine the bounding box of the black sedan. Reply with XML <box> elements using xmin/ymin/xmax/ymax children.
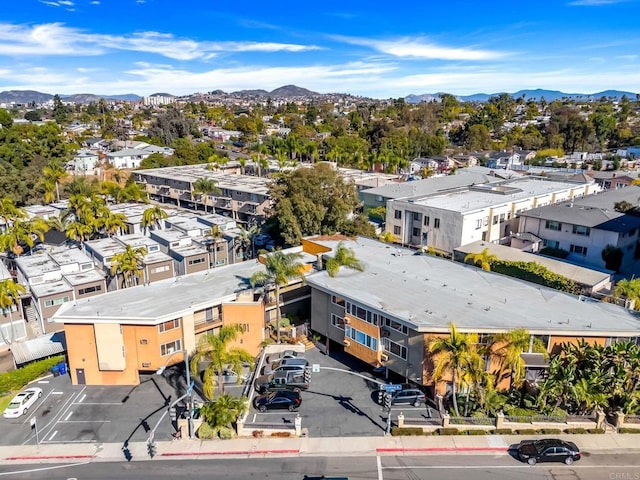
<box><xmin>517</xmin><ymin>439</ymin><xmax>581</xmax><ymax>465</ymax></box>
<box><xmin>253</xmin><ymin>390</ymin><xmax>302</xmax><ymax>412</ymax></box>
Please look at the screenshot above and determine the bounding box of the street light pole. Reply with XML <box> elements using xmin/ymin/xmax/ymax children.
<box><xmin>156</xmin><ymin>349</ymin><xmax>194</xmax><ymax>439</ymax></box>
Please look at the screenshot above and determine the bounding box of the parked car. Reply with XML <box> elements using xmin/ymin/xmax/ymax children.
<box><xmin>263</xmin><ymin>358</ymin><xmax>309</xmax><ymax>375</ymax></box>
<box><xmin>266</xmin><ymin>350</ymin><xmax>304</xmax><ymax>364</ymax></box>
<box><xmin>389</xmin><ymin>388</ymin><xmax>426</xmax><ymax>407</ymax></box>
<box><xmin>3</xmin><ymin>387</ymin><xmax>43</xmax><ymax>418</ymax></box>
<box><xmin>253</xmin><ymin>390</ymin><xmax>302</xmax><ymax>412</ymax></box>
<box><xmin>517</xmin><ymin>439</ymin><xmax>581</xmax><ymax>465</ymax></box>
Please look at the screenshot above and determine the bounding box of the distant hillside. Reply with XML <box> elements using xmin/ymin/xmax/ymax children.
<box><xmin>149</xmin><ymin>92</ymin><xmax>175</xmax><ymax>97</ymax></box>
<box><xmin>0</xmin><ymin>90</ymin><xmax>53</xmax><ymax>104</ymax></box>
<box><xmin>62</xmin><ymin>93</ymin><xmax>142</xmax><ymax>103</ymax></box>
<box><xmin>270</xmin><ymin>85</ymin><xmax>319</xmax><ymax>97</ymax></box>
<box><xmin>406</xmin><ymin>89</ymin><xmax>638</xmax><ymax>103</ymax></box>
<box><xmin>231</xmin><ymin>88</ymin><xmax>270</xmax><ymax>96</ymax></box>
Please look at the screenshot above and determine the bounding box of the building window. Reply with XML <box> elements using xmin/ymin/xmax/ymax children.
<box><xmin>484</xmin><ymin>216</ymin><xmax>489</xmax><ymax>226</ymax></box>
<box><xmin>572</xmin><ymin>225</ymin><xmax>591</xmax><ymax>236</ymax></box>
<box><xmin>543</xmin><ymin>239</ymin><xmax>560</xmax><ymax>249</ymax></box>
<box><xmin>345</xmin><ymin>325</ymin><xmax>378</xmax><ymax>351</ymax></box>
<box><xmin>346</xmin><ymin>302</ymin><xmax>381</xmax><ymax>326</ymax></box>
<box><xmin>424</xmin><ymin>216</ymin><xmax>430</xmax><ymax>226</ymax></box>
<box><xmin>384</xmin><ymin>317</ymin><xmax>408</xmax><ymax>335</ymax></box>
<box><xmin>412</xmin><ymin>227</ymin><xmax>420</xmax><ymax>237</ymax></box>
<box><xmin>434</xmin><ymin>218</ymin><xmax>440</xmax><ymax>229</ymax></box>
<box><xmin>78</xmin><ymin>285</ymin><xmax>101</xmax><ymax>295</ymax></box>
<box><xmin>188</xmin><ymin>258</ymin><xmax>205</xmax><ymax>265</ymax></box>
<box><xmin>393</xmin><ymin>226</ymin><xmax>401</xmax><ymax>235</ymax></box>
<box><xmin>151</xmin><ymin>265</ymin><xmax>170</xmax><ymax>274</ymax></box>
<box><xmin>499</xmin><ymin>213</ymin><xmax>506</xmax><ymax>222</ymax></box>
<box><xmin>545</xmin><ymin>220</ymin><xmax>561</xmax><ymax>231</ymax></box>
<box><xmin>492</xmin><ymin>215</ymin><xmax>499</xmax><ymax>225</ymax></box>
<box><xmin>159</xmin><ymin>318</ymin><xmax>180</xmax><ymax>333</ymax></box>
<box><xmin>381</xmin><ymin>337</ymin><xmax>407</xmax><ymax>360</ymax></box>
<box><xmin>331</xmin><ymin>314</ymin><xmax>345</xmax><ymax>330</ymax></box>
<box><xmin>570</xmin><ymin>244</ymin><xmax>588</xmax><ymax>256</ymax></box>
<box><xmin>475</xmin><ymin>219</ymin><xmax>482</xmax><ymax>229</ymax></box>
<box><xmin>331</xmin><ymin>295</ymin><xmax>345</xmax><ymax>307</ymax></box>
<box><xmin>412</xmin><ymin>212</ymin><xmax>421</xmax><ymax>221</ymax></box>
<box><xmin>44</xmin><ymin>296</ymin><xmax>70</xmax><ymax>308</ymax></box>
<box><xmin>394</xmin><ymin>210</ymin><xmax>402</xmax><ymax>219</ymax></box>
<box><xmin>160</xmin><ymin>339</ymin><xmax>182</xmax><ymax>356</ymax></box>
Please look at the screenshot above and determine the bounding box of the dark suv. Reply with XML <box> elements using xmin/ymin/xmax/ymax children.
<box><xmin>390</xmin><ymin>388</ymin><xmax>426</xmax><ymax>407</ymax></box>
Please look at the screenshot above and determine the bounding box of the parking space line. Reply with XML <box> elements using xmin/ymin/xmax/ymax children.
<box><xmin>37</xmin><ymin>380</ymin><xmax>50</xmax><ymax>384</ymax></box>
<box><xmin>35</xmin><ymin>387</ymin><xmax>86</xmax><ymax>440</ymax></box>
<box><xmin>48</xmin><ymin>431</ymin><xmax>58</xmax><ymax>441</ymax></box>
<box><xmin>377</xmin><ymin>455</ymin><xmax>383</xmax><ymax>480</ymax></box>
<box><xmin>51</xmin><ymin>391</ymin><xmax>64</xmax><ymax>395</ymax></box>
<box><xmin>72</xmin><ymin>402</ymin><xmax>123</xmax><ymax>405</ymax></box>
<box><xmin>21</xmin><ymin>389</ymin><xmax>57</xmax><ymax>425</ymax></box>
<box><xmin>64</xmin><ymin>412</ymin><xmax>73</xmax><ymax>421</ymax></box>
<box><xmin>78</xmin><ymin>394</ymin><xmax>86</xmax><ymax>403</ymax></box>
<box><xmin>252</xmin><ymin>414</ymin><xmax>256</xmax><ymax>422</ymax></box>
<box><xmin>58</xmin><ymin>420</ymin><xmax>111</xmax><ymax>423</ymax></box>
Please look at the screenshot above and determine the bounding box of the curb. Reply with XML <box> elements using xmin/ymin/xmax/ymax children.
<box><xmin>160</xmin><ymin>449</ymin><xmax>300</xmax><ymax>457</ymax></box>
<box><xmin>5</xmin><ymin>455</ymin><xmax>95</xmax><ymax>461</ymax></box>
<box><xmin>377</xmin><ymin>447</ymin><xmax>508</xmax><ymax>454</ymax></box>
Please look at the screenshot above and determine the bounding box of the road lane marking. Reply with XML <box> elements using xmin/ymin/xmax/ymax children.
<box><xmin>51</xmin><ymin>391</ymin><xmax>64</xmax><ymax>395</ymax></box>
<box><xmin>58</xmin><ymin>420</ymin><xmax>111</xmax><ymax>423</ymax></box>
<box><xmin>48</xmin><ymin>430</ymin><xmax>58</xmax><ymax>441</ymax></box>
<box><xmin>72</xmin><ymin>402</ymin><xmax>122</xmax><ymax>405</ymax></box>
<box><xmin>78</xmin><ymin>394</ymin><xmax>86</xmax><ymax>403</ymax></box>
<box><xmin>37</xmin><ymin>380</ymin><xmax>50</xmax><ymax>384</ymax></box>
<box><xmin>65</xmin><ymin>412</ymin><xmax>73</xmax><ymax>421</ymax></box>
<box><xmin>21</xmin><ymin>388</ymin><xmax>56</xmax><ymax>425</ymax></box>
<box><xmin>0</xmin><ymin>461</ymin><xmax>91</xmax><ymax>477</ymax></box>
<box><xmin>377</xmin><ymin>455</ymin><xmax>383</xmax><ymax>480</ymax></box>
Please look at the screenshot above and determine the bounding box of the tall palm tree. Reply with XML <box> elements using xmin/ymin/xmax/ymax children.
<box><xmin>235</xmin><ymin>224</ymin><xmax>258</xmax><ymax>260</ymax></box>
<box><xmin>141</xmin><ymin>206</ymin><xmax>168</xmax><ymax>234</ymax></box>
<box><xmin>326</xmin><ymin>242</ymin><xmax>364</xmax><ymax>277</ymax></box>
<box><xmin>190</xmin><ymin>325</ymin><xmax>254</xmax><ymax>399</ymax></box>
<box><xmin>65</xmin><ymin>220</ymin><xmax>94</xmax><ymax>245</ymax></box>
<box><xmin>0</xmin><ymin>218</ymin><xmax>50</xmax><ymax>256</ymax></box>
<box><xmin>110</xmin><ymin>245</ymin><xmax>147</xmax><ymax>288</ymax></box>
<box><xmin>0</xmin><ymin>197</ymin><xmax>26</xmax><ymax>226</ymax></box>
<box><xmin>428</xmin><ymin>323</ymin><xmax>479</xmax><ymax>417</ymax></box>
<box><xmin>192</xmin><ymin>178</ymin><xmax>221</xmax><ymax>212</ymax></box>
<box><xmin>489</xmin><ymin>328</ymin><xmax>546</xmax><ymax>390</ymax></box>
<box><xmin>98</xmin><ymin>211</ymin><xmax>127</xmax><ymax>237</ymax></box>
<box><xmin>199</xmin><ymin>394</ymin><xmax>248</xmax><ymax>430</ymax></box>
<box><xmin>0</xmin><ymin>279</ymin><xmax>27</xmax><ymax>345</ymax></box>
<box><xmin>237</xmin><ymin>157</ymin><xmax>247</xmax><ymax>175</ymax></box>
<box><xmin>42</xmin><ymin>161</ymin><xmax>69</xmax><ymax>202</ymax></box>
<box><xmin>463</xmin><ymin>248</ymin><xmax>497</xmax><ymax>271</ymax></box>
<box><xmin>250</xmin><ymin>251</ymin><xmax>305</xmax><ymax>344</ymax></box>
<box><xmin>613</xmin><ymin>278</ymin><xmax>640</xmax><ymax>310</ymax></box>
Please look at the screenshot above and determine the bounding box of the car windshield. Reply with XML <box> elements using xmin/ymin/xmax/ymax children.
<box><xmin>7</xmin><ymin>401</ymin><xmax>21</xmax><ymax>408</ymax></box>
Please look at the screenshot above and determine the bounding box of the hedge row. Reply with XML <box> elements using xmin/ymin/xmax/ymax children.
<box><xmin>391</xmin><ymin>427</ymin><xmax>606</xmax><ymax>436</ymax></box>
<box><xmin>0</xmin><ymin>355</ymin><xmax>65</xmax><ymax>396</ymax></box>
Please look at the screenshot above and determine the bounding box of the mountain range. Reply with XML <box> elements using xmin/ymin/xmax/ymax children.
<box><xmin>0</xmin><ymin>86</ymin><xmax>637</xmax><ymax>105</ymax></box>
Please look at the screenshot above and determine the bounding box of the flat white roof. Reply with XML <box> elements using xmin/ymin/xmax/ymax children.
<box><xmin>305</xmin><ymin>237</ymin><xmax>640</xmax><ymax>336</ymax></box>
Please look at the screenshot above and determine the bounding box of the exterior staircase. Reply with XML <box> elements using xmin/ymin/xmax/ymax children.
<box><xmin>297</xmin><ymin>335</ymin><xmax>316</xmax><ymax>351</ymax></box>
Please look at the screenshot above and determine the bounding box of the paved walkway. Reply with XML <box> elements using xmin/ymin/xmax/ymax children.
<box><xmin>2</xmin><ymin>434</ymin><xmax>640</xmax><ymax>464</ymax></box>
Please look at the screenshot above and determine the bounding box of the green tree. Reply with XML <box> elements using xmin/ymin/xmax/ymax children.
<box><xmin>192</xmin><ymin>178</ymin><xmax>221</xmax><ymax>212</ymax></box>
<box><xmin>0</xmin><ymin>218</ymin><xmax>49</xmax><ymax>256</ymax></box>
<box><xmin>463</xmin><ymin>248</ymin><xmax>497</xmax><ymax>271</ymax></box>
<box><xmin>325</xmin><ymin>242</ymin><xmax>364</xmax><ymax>277</ymax></box>
<box><xmin>190</xmin><ymin>325</ymin><xmax>254</xmax><ymax>399</ymax></box>
<box><xmin>0</xmin><ymin>279</ymin><xmax>27</xmax><ymax>345</ymax></box>
<box><xmin>613</xmin><ymin>278</ymin><xmax>640</xmax><ymax>310</ymax></box>
<box><xmin>141</xmin><ymin>206</ymin><xmax>168</xmax><ymax>234</ymax></box>
<box><xmin>42</xmin><ymin>161</ymin><xmax>69</xmax><ymax>202</ymax></box>
<box><xmin>199</xmin><ymin>394</ymin><xmax>248</xmax><ymax>433</ymax></box>
<box><xmin>110</xmin><ymin>245</ymin><xmax>147</xmax><ymax>288</ymax></box>
<box><xmin>0</xmin><ymin>109</ymin><xmax>13</xmax><ymax>128</ymax></box>
<box><xmin>0</xmin><ymin>197</ymin><xmax>26</xmax><ymax>225</ymax></box>
<box><xmin>250</xmin><ymin>251</ymin><xmax>305</xmax><ymax>344</ymax></box>
<box><xmin>489</xmin><ymin>329</ymin><xmax>546</xmax><ymax>389</ymax></box>
<box><xmin>428</xmin><ymin>323</ymin><xmax>479</xmax><ymax>416</ymax></box>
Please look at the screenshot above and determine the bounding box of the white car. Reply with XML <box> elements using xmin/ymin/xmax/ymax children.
<box><xmin>3</xmin><ymin>387</ymin><xmax>43</xmax><ymax>418</ymax></box>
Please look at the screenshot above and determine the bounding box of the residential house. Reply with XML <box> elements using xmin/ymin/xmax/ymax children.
<box><xmin>586</xmin><ymin>171</ymin><xmax>638</xmax><ymax>190</ymax></box>
<box><xmin>105</xmin><ymin>149</ymin><xmax>151</xmax><ymax>169</ymax></box>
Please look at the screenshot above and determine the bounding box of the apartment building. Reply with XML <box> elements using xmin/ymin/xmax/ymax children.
<box><xmin>304</xmin><ymin>236</ymin><xmax>640</xmax><ymax>396</ymax></box>
<box><xmin>385</xmin><ymin>177</ymin><xmax>601</xmax><ymax>254</ymax></box>
<box><xmin>133</xmin><ymin>165</ymin><xmax>271</xmax><ymax>225</ymax></box>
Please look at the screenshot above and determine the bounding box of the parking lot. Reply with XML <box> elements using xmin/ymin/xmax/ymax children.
<box><xmin>244</xmin><ymin>347</ymin><xmax>436</xmax><ymax>437</ymax></box>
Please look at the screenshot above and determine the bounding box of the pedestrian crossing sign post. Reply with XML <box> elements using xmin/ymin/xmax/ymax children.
<box><xmin>312</xmin><ymin>364</ymin><xmax>320</xmax><ymax>373</ymax></box>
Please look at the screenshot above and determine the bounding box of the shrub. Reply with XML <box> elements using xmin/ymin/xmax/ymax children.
<box><xmin>0</xmin><ymin>355</ymin><xmax>65</xmax><ymax>396</ymax></box>
<box><xmin>437</xmin><ymin>428</ymin><xmax>463</xmax><ymax>435</ymax></box>
<box><xmin>514</xmin><ymin>429</ymin><xmax>537</xmax><ymax>435</ymax></box>
<box><xmin>503</xmin><ymin>407</ymin><xmax>538</xmax><ymax>418</ymax></box>
<box><xmin>252</xmin><ymin>430</ymin><xmax>264</xmax><ymax>438</ymax></box>
<box><xmin>564</xmin><ymin>428</ymin><xmax>587</xmax><ymax>434</ymax></box>
<box><xmin>197</xmin><ymin>423</ymin><xmax>217</xmax><ymax>440</ymax></box>
<box><xmin>618</xmin><ymin>427</ymin><xmax>640</xmax><ymax>434</ymax></box>
<box><xmin>539</xmin><ymin>428</ymin><xmax>562</xmax><ymax>434</ymax></box>
<box><xmin>271</xmin><ymin>431</ymin><xmax>292</xmax><ymax>437</ymax></box>
<box><xmin>391</xmin><ymin>427</ymin><xmax>425</xmax><ymax>436</ymax></box>
<box><xmin>492</xmin><ymin>429</ymin><xmax>513</xmax><ymax>435</ymax></box>
<box><xmin>586</xmin><ymin>428</ymin><xmax>605</xmax><ymax>434</ymax></box>
<box><xmin>465</xmin><ymin>430</ymin><xmax>488</xmax><ymax>435</ymax></box>
<box><xmin>218</xmin><ymin>426</ymin><xmax>234</xmax><ymax>439</ymax></box>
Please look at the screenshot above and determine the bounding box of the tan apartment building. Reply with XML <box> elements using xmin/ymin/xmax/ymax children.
<box><xmin>133</xmin><ymin>165</ymin><xmax>272</xmax><ymax>226</ymax></box>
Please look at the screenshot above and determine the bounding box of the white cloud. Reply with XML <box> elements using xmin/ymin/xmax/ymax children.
<box><xmin>334</xmin><ymin>36</ymin><xmax>507</xmax><ymax>61</ymax></box>
<box><xmin>90</xmin><ymin>1</ymin><xmax>100</xmax><ymax>3</ymax></box>
<box><xmin>569</xmin><ymin>0</ymin><xmax>628</xmax><ymax>5</ymax></box>
<box><xmin>38</xmin><ymin>0</ymin><xmax>75</xmax><ymax>6</ymax></box>
<box><xmin>0</xmin><ymin>23</ymin><xmax>320</xmax><ymax>60</ymax></box>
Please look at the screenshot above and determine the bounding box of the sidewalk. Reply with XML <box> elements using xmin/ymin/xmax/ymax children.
<box><xmin>2</xmin><ymin>434</ymin><xmax>640</xmax><ymax>464</ymax></box>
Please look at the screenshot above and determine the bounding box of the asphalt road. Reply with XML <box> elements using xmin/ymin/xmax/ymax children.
<box><xmin>1</xmin><ymin>453</ymin><xmax>640</xmax><ymax>480</ymax></box>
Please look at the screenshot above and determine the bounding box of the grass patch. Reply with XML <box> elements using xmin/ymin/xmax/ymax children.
<box><xmin>0</xmin><ymin>355</ymin><xmax>65</xmax><ymax>397</ymax></box>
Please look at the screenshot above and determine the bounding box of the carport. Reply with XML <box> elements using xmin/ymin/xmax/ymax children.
<box><xmin>10</xmin><ymin>331</ymin><xmax>66</xmax><ymax>367</ymax></box>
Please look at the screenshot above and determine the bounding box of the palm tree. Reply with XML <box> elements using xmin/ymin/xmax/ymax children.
<box><xmin>141</xmin><ymin>206</ymin><xmax>168</xmax><ymax>234</ymax></box>
<box><xmin>199</xmin><ymin>394</ymin><xmax>248</xmax><ymax>431</ymax></box>
<box><xmin>250</xmin><ymin>251</ymin><xmax>305</xmax><ymax>344</ymax></box>
<box><xmin>42</xmin><ymin>161</ymin><xmax>69</xmax><ymax>202</ymax></box>
<box><xmin>234</xmin><ymin>224</ymin><xmax>258</xmax><ymax>260</ymax></box>
<box><xmin>192</xmin><ymin>178</ymin><xmax>221</xmax><ymax>212</ymax></box>
<box><xmin>463</xmin><ymin>248</ymin><xmax>497</xmax><ymax>271</ymax></box>
<box><xmin>326</xmin><ymin>242</ymin><xmax>364</xmax><ymax>277</ymax></box>
<box><xmin>0</xmin><ymin>218</ymin><xmax>49</xmax><ymax>256</ymax></box>
<box><xmin>237</xmin><ymin>157</ymin><xmax>247</xmax><ymax>175</ymax></box>
<box><xmin>0</xmin><ymin>197</ymin><xmax>26</xmax><ymax>226</ymax></box>
<box><xmin>65</xmin><ymin>220</ymin><xmax>95</xmax><ymax>245</ymax></box>
<box><xmin>489</xmin><ymin>328</ymin><xmax>546</xmax><ymax>390</ymax></box>
<box><xmin>98</xmin><ymin>211</ymin><xmax>127</xmax><ymax>237</ymax></box>
<box><xmin>428</xmin><ymin>323</ymin><xmax>479</xmax><ymax>417</ymax></box>
<box><xmin>0</xmin><ymin>279</ymin><xmax>27</xmax><ymax>345</ymax></box>
<box><xmin>190</xmin><ymin>325</ymin><xmax>254</xmax><ymax>399</ymax></box>
<box><xmin>258</xmin><ymin>157</ymin><xmax>269</xmax><ymax>177</ymax></box>
<box><xmin>613</xmin><ymin>278</ymin><xmax>640</xmax><ymax>310</ymax></box>
<box><xmin>110</xmin><ymin>245</ymin><xmax>147</xmax><ymax>288</ymax></box>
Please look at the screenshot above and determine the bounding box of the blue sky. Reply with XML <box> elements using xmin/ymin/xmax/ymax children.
<box><xmin>0</xmin><ymin>0</ymin><xmax>639</xmax><ymax>98</ymax></box>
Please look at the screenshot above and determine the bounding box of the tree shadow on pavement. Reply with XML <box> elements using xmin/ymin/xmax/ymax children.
<box><xmin>304</xmin><ymin>389</ymin><xmax>385</xmax><ymax>431</ymax></box>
